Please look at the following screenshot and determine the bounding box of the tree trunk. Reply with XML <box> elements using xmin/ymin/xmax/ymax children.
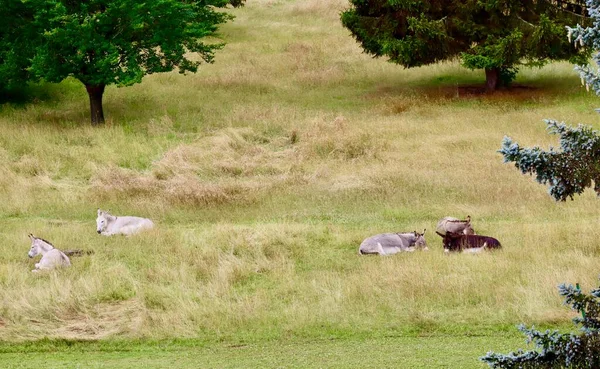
<box><xmin>485</xmin><ymin>68</ymin><xmax>500</xmax><ymax>92</ymax></box>
<box><xmin>85</xmin><ymin>84</ymin><xmax>106</xmax><ymax>125</ymax></box>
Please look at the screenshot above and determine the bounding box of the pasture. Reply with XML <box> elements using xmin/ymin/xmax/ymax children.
<box><xmin>2</xmin><ymin>0</ymin><xmax>600</xmax><ymax>367</ymax></box>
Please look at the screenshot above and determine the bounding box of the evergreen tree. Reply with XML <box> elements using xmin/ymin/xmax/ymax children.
<box><xmin>489</xmin><ymin>2</ymin><xmax>600</xmax><ymax>366</ymax></box>
<box><xmin>340</xmin><ymin>0</ymin><xmax>590</xmax><ymax>91</ymax></box>
<box><xmin>500</xmin><ymin>121</ymin><xmax>600</xmax><ymax>201</ymax></box>
<box><xmin>481</xmin><ymin>282</ymin><xmax>600</xmax><ymax>368</ymax></box>
<box><xmin>1</xmin><ymin>0</ymin><xmax>243</xmax><ymax>125</ymax></box>
<box><xmin>500</xmin><ymin>0</ymin><xmax>600</xmax><ymax>201</ymax></box>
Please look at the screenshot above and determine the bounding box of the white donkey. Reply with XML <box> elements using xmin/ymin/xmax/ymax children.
<box><xmin>96</xmin><ymin>208</ymin><xmax>154</xmax><ymax>236</ymax></box>
<box><xmin>27</xmin><ymin>234</ymin><xmax>71</xmax><ymax>273</ymax></box>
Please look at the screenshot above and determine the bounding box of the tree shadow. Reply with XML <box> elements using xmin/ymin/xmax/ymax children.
<box><xmin>370</xmin><ymin>72</ymin><xmax>588</xmax><ymax>105</ymax></box>
<box><xmin>0</xmin><ymin>79</ymin><xmax>167</xmax><ymax>130</ymax></box>
<box><xmin>427</xmin><ymin>72</ymin><xmax>584</xmax><ymax>100</ymax></box>
<box><xmin>0</xmin><ymin>80</ymin><xmax>80</xmax><ymax>106</ymax></box>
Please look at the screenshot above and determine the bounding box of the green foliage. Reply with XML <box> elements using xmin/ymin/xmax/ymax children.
<box><xmin>0</xmin><ymin>0</ymin><xmax>37</xmax><ymax>91</ymax></box>
<box><xmin>489</xmin><ymin>3</ymin><xmax>600</xmax><ymax>365</ymax></box>
<box><xmin>1</xmin><ymin>0</ymin><xmax>243</xmax><ymax>123</ymax></box>
<box><xmin>341</xmin><ymin>0</ymin><xmax>590</xmax><ymax>89</ymax></box>
<box><xmin>500</xmin><ymin>121</ymin><xmax>600</xmax><ymax>201</ymax></box>
<box><xmin>482</xmin><ymin>282</ymin><xmax>600</xmax><ymax>368</ymax></box>
<box><xmin>27</xmin><ymin>0</ymin><xmax>240</xmax><ymax>87</ymax></box>
<box><xmin>341</xmin><ymin>1</ymin><xmax>458</xmax><ymax>68</ymax></box>
<box><xmin>569</xmin><ymin>0</ymin><xmax>600</xmax><ymax>95</ymax></box>
<box><xmin>500</xmin><ymin>0</ymin><xmax>600</xmax><ymax>201</ymax></box>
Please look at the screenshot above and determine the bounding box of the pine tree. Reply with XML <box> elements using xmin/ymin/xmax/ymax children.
<box><xmin>488</xmin><ymin>2</ymin><xmax>600</xmax><ymax>366</ymax></box>
<box><xmin>500</xmin><ymin>121</ymin><xmax>600</xmax><ymax>201</ymax></box>
<box><xmin>500</xmin><ymin>0</ymin><xmax>600</xmax><ymax>201</ymax></box>
<box><xmin>481</xmin><ymin>282</ymin><xmax>600</xmax><ymax>368</ymax></box>
<box><xmin>340</xmin><ymin>0</ymin><xmax>590</xmax><ymax>91</ymax></box>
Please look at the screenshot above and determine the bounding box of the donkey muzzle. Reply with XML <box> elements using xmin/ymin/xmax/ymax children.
<box><xmin>97</xmin><ymin>230</ymin><xmax>101</xmax><ymax>234</ymax></box>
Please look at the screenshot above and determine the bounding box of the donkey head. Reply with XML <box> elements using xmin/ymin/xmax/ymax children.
<box><xmin>27</xmin><ymin>234</ymin><xmax>54</xmax><ymax>258</ymax></box>
<box><xmin>462</xmin><ymin>215</ymin><xmax>475</xmax><ymax>235</ymax></box>
<box><xmin>413</xmin><ymin>229</ymin><xmax>428</xmax><ymax>251</ymax></box>
<box><xmin>442</xmin><ymin>231</ymin><xmax>464</xmax><ymax>253</ymax></box>
<box><xmin>96</xmin><ymin>208</ymin><xmax>112</xmax><ymax>234</ymax></box>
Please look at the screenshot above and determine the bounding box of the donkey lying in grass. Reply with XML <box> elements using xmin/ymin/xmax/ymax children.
<box><xmin>441</xmin><ymin>231</ymin><xmax>501</xmax><ymax>253</ymax></box>
<box><xmin>359</xmin><ymin>230</ymin><xmax>428</xmax><ymax>255</ymax></box>
<box><xmin>27</xmin><ymin>234</ymin><xmax>71</xmax><ymax>273</ymax></box>
<box><xmin>436</xmin><ymin>216</ymin><xmax>475</xmax><ymax>236</ymax></box>
<box><xmin>96</xmin><ymin>209</ymin><xmax>154</xmax><ymax>236</ymax></box>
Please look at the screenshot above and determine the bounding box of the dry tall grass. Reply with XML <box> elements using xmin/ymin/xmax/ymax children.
<box><xmin>1</xmin><ymin>0</ymin><xmax>600</xmax><ymax>341</ymax></box>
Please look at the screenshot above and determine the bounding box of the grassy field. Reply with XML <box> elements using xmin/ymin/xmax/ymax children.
<box><xmin>2</xmin><ymin>0</ymin><xmax>600</xmax><ymax>367</ymax></box>
<box><xmin>0</xmin><ymin>335</ymin><xmax>525</xmax><ymax>368</ymax></box>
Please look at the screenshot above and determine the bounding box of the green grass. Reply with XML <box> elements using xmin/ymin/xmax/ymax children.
<box><xmin>0</xmin><ymin>334</ymin><xmax>525</xmax><ymax>369</ymax></box>
<box><xmin>1</xmin><ymin>0</ymin><xmax>599</xmax><ymax>366</ymax></box>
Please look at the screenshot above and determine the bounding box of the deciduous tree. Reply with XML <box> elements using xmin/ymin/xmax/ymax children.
<box><xmin>7</xmin><ymin>0</ymin><xmax>242</xmax><ymax>125</ymax></box>
<box><xmin>0</xmin><ymin>0</ymin><xmax>37</xmax><ymax>91</ymax></box>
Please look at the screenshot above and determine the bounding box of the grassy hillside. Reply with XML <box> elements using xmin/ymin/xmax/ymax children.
<box><xmin>1</xmin><ymin>0</ymin><xmax>600</xmax><ymax>355</ymax></box>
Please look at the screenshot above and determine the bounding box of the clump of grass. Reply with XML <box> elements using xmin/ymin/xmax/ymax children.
<box><xmin>301</xmin><ymin>115</ymin><xmax>383</xmax><ymax>160</ymax></box>
<box><xmin>90</xmin><ymin>127</ymin><xmax>308</xmax><ymax>207</ymax></box>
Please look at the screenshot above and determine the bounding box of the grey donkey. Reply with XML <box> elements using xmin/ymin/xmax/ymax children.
<box><xmin>435</xmin><ymin>216</ymin><xmax>475</xmax><ymax>237</ymax></box>
<box><xmin>358</xmin><ymin>230</ymin><xmax>428</xmax><ymax>255</ymax></box>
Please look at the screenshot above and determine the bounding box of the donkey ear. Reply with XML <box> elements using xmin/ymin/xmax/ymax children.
<box><xmin>97</xmin><ymin>208</ymin><xmax>102</xmax><ymax>216</ymax></box>
<box><xmin>28</xmin><ymin>234</ymin><xmax>34</xmax><ymax>239</ymax></box>
<box><xmin>466</xmin><ymin>215</ymin><xmax>471</xmax><ymax>222</ymax></box>
<box><xmin>423</xmin><ymin>229</ymin><xmax>427</xmax><ymax>235</ymax></box>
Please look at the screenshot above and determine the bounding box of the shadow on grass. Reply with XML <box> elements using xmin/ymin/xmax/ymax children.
<box><xmin>368</xmin><ymin>71</ymin><xmax>589</xmax><ymax>108</ymax></box>
<box><xmin>0</xmin><ymin>79</ymin><xmax>171</xmax><ymax>132</ymax></box>
<box><xmin>0</xmin><ymin>79</ymin><xmax>82</xmax><ymax>106</ymax></box>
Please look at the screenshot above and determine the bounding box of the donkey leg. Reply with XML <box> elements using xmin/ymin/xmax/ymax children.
<box><xmin>376</xmin><ymin>242</ymin><xmax>386</xmax><ymax>256</ymax></box>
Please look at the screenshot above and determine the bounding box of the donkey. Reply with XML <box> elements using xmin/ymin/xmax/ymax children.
<box><xmin>436</xmin><ymin>216</ymin><xmax>475</xmax><ymax>236</ymax></box>
<box><xmin>359</xmin><ymin>230</ymin><xmax>428</xmax><ymax>255</ymax></box>
<box><xmin>27</xmin><ymin>234</ymin><xmax>71</xmax><ymax>273</ymax></box>
<box><xmin>96</xmin><ymin>209</ymin><xmax>154</xmax><ymax>236</ymax></box>
<box><xmin>441</xmin><ymin>232</ymin><xmax>501</xmax><ymax>253</ymax></box>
